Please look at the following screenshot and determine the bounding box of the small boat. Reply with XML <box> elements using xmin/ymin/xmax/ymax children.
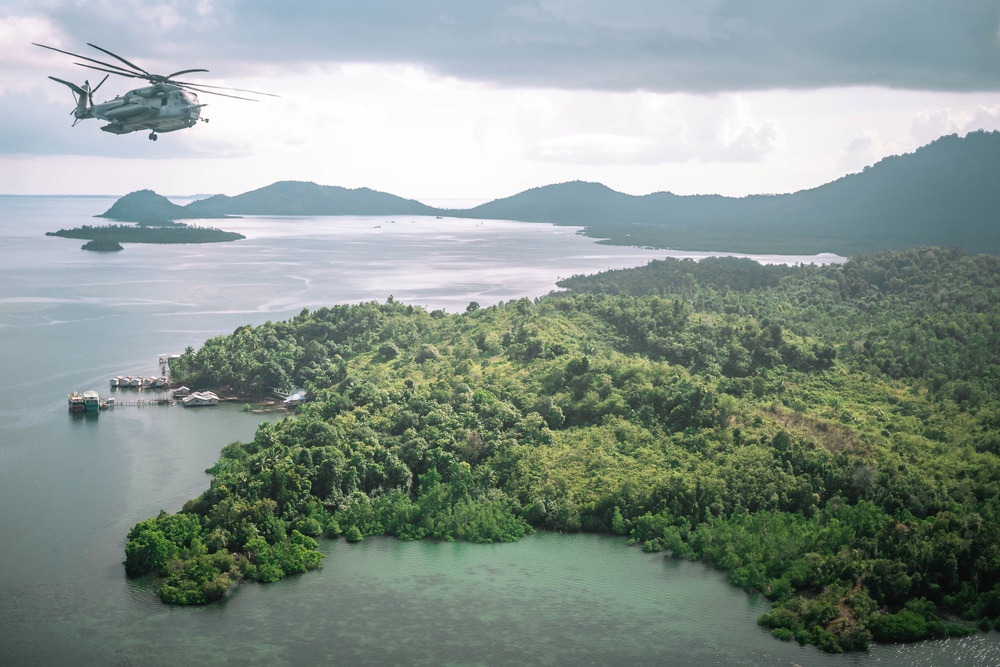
<box><xmin>68</xmin><ymin>392</ymin><xmax>86</xmax><ymax>412</ymax></box>
<box><xmin>110</xmin><ymin>377</ymin><xmax>121</xmax><ymax>388</ymax></box>
<box><xmin>128</xmin><ymin>377</ymin><xmax>142</xmax><ymax>388</ymax></box>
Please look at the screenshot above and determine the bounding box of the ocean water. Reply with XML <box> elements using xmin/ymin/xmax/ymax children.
<box><xmin>1</xmin><ymin>196</ymin><xmax>995</xmax><ymax>666</ymax></box>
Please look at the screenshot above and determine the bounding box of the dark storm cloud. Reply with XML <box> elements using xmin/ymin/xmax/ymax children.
<box><xmin>24</xmin><ymin>0</ymin><xmax>1000</xmax><ymax>93</ymax></box>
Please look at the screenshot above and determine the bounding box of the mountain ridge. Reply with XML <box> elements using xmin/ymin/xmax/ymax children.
<box><xmin>184</xmin><ymin>181</ymin><xmax>439</xmax><ymax>217</ymax></box>
<box><xmin>97</xmin><ymin>131</ymin><xmax>1000</xmax><ymax>255</ymax></box>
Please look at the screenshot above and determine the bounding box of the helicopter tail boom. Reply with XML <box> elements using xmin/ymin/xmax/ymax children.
<box><xmin>47</xmin><ymin>74</ymin><xmax>108</xmax><ymax>124</ymax></box>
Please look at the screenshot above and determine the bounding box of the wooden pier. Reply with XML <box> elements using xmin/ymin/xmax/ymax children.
<box><xmin>112</xmin><ymin>398</ymin><xmax>176</xmax><ymax>407</ymax></box>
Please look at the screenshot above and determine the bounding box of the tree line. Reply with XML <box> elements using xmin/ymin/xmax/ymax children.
<box><xmin>46</xmin><ymin>223</ymin><xmax>244</xmax><ymax>244</ymax></box>
<box><xmin>127</xmin><ymin>247</ymin><xmax>1000</xmax><ymax>652</ymax></box>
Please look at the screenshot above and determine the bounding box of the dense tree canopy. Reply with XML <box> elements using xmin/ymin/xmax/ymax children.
<box><xmin>129</xmin><ymin>247</ymin><xmax>1000</xmax><ymax>653</ymax></box>
<box><xmin>46</xmin><ymin>223</ymin><xmax>244</xmax><ymax>244</ymax></box>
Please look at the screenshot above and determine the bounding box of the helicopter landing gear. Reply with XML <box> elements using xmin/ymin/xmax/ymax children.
<box><xmin>148</xmin><ymin>132</ymin><xmax>158</xmax><ymax>141</ymax></box>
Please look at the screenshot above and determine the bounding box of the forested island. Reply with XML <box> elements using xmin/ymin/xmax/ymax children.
<box><xmin>125</xmin><ymin>247</ymin><xmax>1000</xmax><ymax>653</ymax></box>
<box><xmin>80</xmin><ymin>238</ymin><xmax>124</xmax><ymax>252</ymax></box>
<box><xmin>46</xmin><ymin>222</ymin><xmax>245</xmax><ymax>246</ymax></box>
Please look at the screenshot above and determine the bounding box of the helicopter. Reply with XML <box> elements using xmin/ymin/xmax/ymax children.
<box><xmin>33</xmin><ymin>42</ymin><xmax>276</xmax><ymax>141</ymax></box>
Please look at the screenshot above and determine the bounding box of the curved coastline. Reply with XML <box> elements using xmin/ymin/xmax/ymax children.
<box><xmin>127</xmin><ymin>248</ymin><xmax>999</xmax><ymax>654</ymax></box>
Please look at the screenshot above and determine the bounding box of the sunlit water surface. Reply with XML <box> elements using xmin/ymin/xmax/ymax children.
<box><xmin>1</xmin><ymin>196</ymin><xmax>995</xmax><ymax>665</ymax></box>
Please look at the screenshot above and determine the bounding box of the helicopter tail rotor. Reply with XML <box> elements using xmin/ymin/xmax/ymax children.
<box><xmin>89</xmin><ymin>74</ymin><xmax>109</xmax><ymax>98</ymax></box>
<box><xmin>47</xmin><ymin>75</ymin><xmax>99</xmax><ymax>125</ymax></box>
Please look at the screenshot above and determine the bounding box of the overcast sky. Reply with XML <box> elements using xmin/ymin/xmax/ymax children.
<box><xmin>2</xmin><ymin>1</ymin><xmax>1000</xmax><ymax>202</ymax></box>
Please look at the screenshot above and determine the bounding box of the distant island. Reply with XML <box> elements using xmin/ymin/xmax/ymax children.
<box><xmin>81</xmin><ymin>238</ymin><xmax>124</xmax><ymax>252</ymax></box>
<box><xmin>97</xmin><ymin>131</ymin><xmax>1000</xmax><ymax>256</ymax></box>
<box><xmin>98</xmin><ymin>184</ymin><xmax>437</xmax><ymax>223</ymax></box>
<box><xmin>96</xmin><ymin>190</ymin><xmax>238</xmax><ymax>225</ymax></box>
<box><xmin>47</xmin><ymin>222</ymin><xmax>245</xmax><ymax>250</ymax></box>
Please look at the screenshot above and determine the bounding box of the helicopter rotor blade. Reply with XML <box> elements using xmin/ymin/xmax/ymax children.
<box><xmin>37</xmin><ymin>42</ymin><xmax>279</xmax><ymax>102</ymax></box>
<box><xmin>72</xmin><ymin>62</ymin><xmax>145</xmax><ymax>79</ymax></box>
<box><xmin>90</xmin><ymin>74</ymin><xmax>110</xmax><ymax>97</ymax></box>
<box><xmin>166</xmin><ymin>68</ymin><xmax>210</xmax><ymax>79</ymax></box>
<box><xmin>47</xmin><ymin>75</ymin><xmax>87</xmax><ymax>97</ymax></box>
<box><xmin>33</xmin><ymin>43</ymin><xmax>138</xmax><ymax>77</ymax></box>
<box><xmin>175</xmin><ymin>84</ymin><xmax>261</xmax><ymax>102</ymax></box>
<box><xmin>170</xmin><ymin>80</ymin><xmax>280</xmax><ymax>97</ymax></box>
<box><xmin>85</xmin><ymin>43</ymin><xmax>150</xmax><ymax>78</ymax></box>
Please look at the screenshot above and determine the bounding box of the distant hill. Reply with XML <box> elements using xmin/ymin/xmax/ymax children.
<box><xmin>97</xmin><ymin>190</ymin><xmax>194</xmax><ymax>223</ymax></box>
<box><xmin>450</xmin><ymin>182</ymin><xmax>738</xmax><ymax>239</ymax></box>
<box><xmin>100</xmin><ymin>182</ymin><xmax>437</xmax><ymax>223</ymax></box>
<box><xmin>183</xmin><ymin>181</ymin><xmax>438</xmax><ymax>217</ymax></box>
<box><xmin>453</xmin><ymin>131</ymin><xmax>1000</xmax><ymax>255</ymax></box>
<box><xmin>97</xmin><ymin>132</ymin><xmax>1000</xmax><ymax>255</ymax></box>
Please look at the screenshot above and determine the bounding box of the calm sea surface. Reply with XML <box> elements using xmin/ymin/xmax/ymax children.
<box><xmin>1</xmin><ymin>196</ymin><xmax>995</xmax><ymax>665</ymax></box>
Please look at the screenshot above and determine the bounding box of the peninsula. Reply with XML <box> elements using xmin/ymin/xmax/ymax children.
<box><xmin>125</xmin><ymin>247</ymin><xmax>1000</xmax><ymax>654</ymax></box>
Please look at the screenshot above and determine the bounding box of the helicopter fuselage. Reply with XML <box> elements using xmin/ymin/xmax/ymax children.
<box><xmin>35</xmin><ymin>41</ymin><xmax>272</xmax><ymax>141</ymax></box>
<box><xmin>88</xmin><ymin>83</ymin><xmax>203</xmax><ymax>136</ymax></box>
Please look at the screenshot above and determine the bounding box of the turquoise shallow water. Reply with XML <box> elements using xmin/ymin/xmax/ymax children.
<box><xmin>0</xmin><ymin>196</ymin><xmax>995</xmax><ymax>666</ymax></box>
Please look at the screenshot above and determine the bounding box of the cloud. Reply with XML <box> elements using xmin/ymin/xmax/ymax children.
<box><xmin>533</xmin><ymin>133</ymin><xmax>648</xmax><ymax>164</ymax></box>
<box><xmin>715</xmin><ymin>118</ymin><xmax>783</xmax><ymax>162</ymax></box>
<box><xmin>910</xmin><ymin>104</ymin><xmax>1000</xmax><ymax>145</ymax></box>
<box><xmin>837</xmin><ymin>130</ymin><xmax>882</xmax><ymax>174</ymax></box>
<box><xmin>8</xmin><ymin>1</ymin><xmax>1000</xmax><ymax>95</ymax></box>
<box><xmin>4</xmin><ymin>2</ymin><xmax>1000</xmax><ymax>196</ymax></box>
<box><xmin>521</xmin><ymin>91</ymin><xmax>783</xmax><ymax>165</ymax></box>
